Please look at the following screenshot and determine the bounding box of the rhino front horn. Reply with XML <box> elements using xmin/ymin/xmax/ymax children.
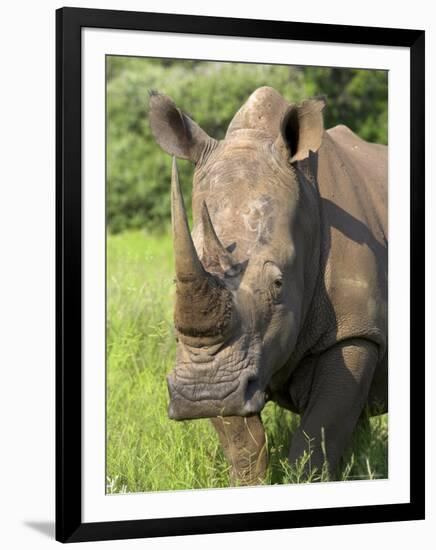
<box><xmin>171</xmin><ymin>157</ymin><xmax>207</xmax><ymax>283</ymax></box>
<box><xmin>170</xmin><ymin>157</ymin><xmax>234</xmax><ymax>340</ymax></box>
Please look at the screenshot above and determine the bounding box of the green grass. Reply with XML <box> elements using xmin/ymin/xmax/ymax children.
<box><xmin>106</xmin><ymin>230</ymin><xmax>388</xmax><ymax>493</ymax></box>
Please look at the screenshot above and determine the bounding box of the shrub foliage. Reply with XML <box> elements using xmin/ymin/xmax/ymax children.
<box><xmin>107</xmin><ymin>57</ymin><xmax>387</xmax><ymax>233</ymax></box>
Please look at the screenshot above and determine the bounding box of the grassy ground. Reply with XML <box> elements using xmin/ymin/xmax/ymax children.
<box><xmin>106</xmin><ymin>230</ymin><xmax>388</xmax><ymax>493</ymax></box>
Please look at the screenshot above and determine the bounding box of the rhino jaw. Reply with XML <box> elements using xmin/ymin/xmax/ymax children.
<box><xmin>166</xmin><ymin>369</ymin><xmax>265</xmax><ymax>420</ymax></box>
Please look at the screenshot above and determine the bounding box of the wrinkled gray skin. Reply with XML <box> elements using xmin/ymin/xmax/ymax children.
<box><xmin>149</xmin><ymin>87</ymin><xmax>387</xmax><ymax>485</ymax></box>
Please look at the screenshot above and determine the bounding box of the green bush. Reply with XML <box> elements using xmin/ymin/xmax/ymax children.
<box><xmin>107</xmin><ymin>58</ymin><xmax>387</xmax><ymax>233</ymax></box>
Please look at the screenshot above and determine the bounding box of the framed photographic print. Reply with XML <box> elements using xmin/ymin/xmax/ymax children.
<box><xmin>56</xmin><ymin>6</ymin><xmax>425</xmax><ymax>543</ymax></box>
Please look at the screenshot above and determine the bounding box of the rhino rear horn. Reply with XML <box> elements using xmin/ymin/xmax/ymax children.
<box><xmin>201</xmin><ymin>201</ymin><xmax>236</xmax><ymax>275</ymax></box>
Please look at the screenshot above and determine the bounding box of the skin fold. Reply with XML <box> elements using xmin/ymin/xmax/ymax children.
<box><xmin>149</xmin><ymin>86</ymin><xmax>388</xmax><ymax>484</ymax></box>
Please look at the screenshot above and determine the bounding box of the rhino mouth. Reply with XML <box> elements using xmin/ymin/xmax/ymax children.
<box><xmin>167</xmin><ymin>342</ymin><xmax>265</xmax><ymax>420</ymax></box>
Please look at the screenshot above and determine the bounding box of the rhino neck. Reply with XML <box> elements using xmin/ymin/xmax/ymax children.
<box><xmin>273</xmin><ymin>154</ymin><xmax>324</xmax><ymax>388</ymax></box>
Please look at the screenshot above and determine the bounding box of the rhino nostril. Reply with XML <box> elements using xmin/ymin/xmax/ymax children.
<box><xmin>245</xmin><ymin>377</ymin><xmax>259</xmax><ymax>402</ymax></box>
<box><xmin>243</xmin><ymin>377</ymin><xmax>265</xmax><ymax>414</ymax></box>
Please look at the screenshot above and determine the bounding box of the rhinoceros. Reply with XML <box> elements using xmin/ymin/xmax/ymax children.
<box><xmin>149</xmin><ymin>86</ymin><xmax>388</xmax><ymax>485</ymax></box>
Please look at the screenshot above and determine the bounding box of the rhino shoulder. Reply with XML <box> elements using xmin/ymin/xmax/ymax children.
<box><xmin>327</xmin><ymin>124</ymin><xmax>387</xmax><ymax>155</ymax></box>
<box><xmin>327</xmin><ymin>124</ymin><xmax>367</xmax><ymax>148</ymax></box>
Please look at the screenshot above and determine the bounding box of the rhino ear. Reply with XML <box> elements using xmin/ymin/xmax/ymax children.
<box><xmin>275</xmin><ymin>97</ymin><xmax>326</xmax><ymax>163</ymax></box>
<box><xmin>149</xmin><ymin>91</ymin><xmax>215</xmax><ymax>163</ymax></box>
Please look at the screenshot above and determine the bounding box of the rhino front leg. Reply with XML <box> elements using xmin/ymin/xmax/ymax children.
<box><xmin>211</xmin><ymin>414</ymin><xmax>268</xmax><ymax>486</ymax></box>
<box><xmin>289</xmin><ymin>338</ymin><xmax>378</xmax><ymax>477</ymax></box>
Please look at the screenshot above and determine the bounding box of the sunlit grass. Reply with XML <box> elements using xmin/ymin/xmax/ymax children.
<box><xmin>106</xmin><ymin>230</ymin><xmax>388</xmax><ymax>493</ymax></box>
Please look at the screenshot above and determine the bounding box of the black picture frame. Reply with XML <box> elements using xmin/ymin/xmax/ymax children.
<box><xmin>56</xmin><ymin>6</ymin><xmax>425</xmax><ymax>543</ymax></box>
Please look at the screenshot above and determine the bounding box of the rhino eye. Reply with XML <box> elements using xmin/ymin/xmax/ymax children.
<box><xmin>270</xmin><ymin>278</ymin><xmax>283</xmax><ymax>302</ymax></box>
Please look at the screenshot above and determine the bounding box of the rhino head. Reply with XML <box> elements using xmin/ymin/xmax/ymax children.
<box><xmin>149</xmin><ymin>86</ymin><xmax>325</xmax><ymax>422</ymax></box>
